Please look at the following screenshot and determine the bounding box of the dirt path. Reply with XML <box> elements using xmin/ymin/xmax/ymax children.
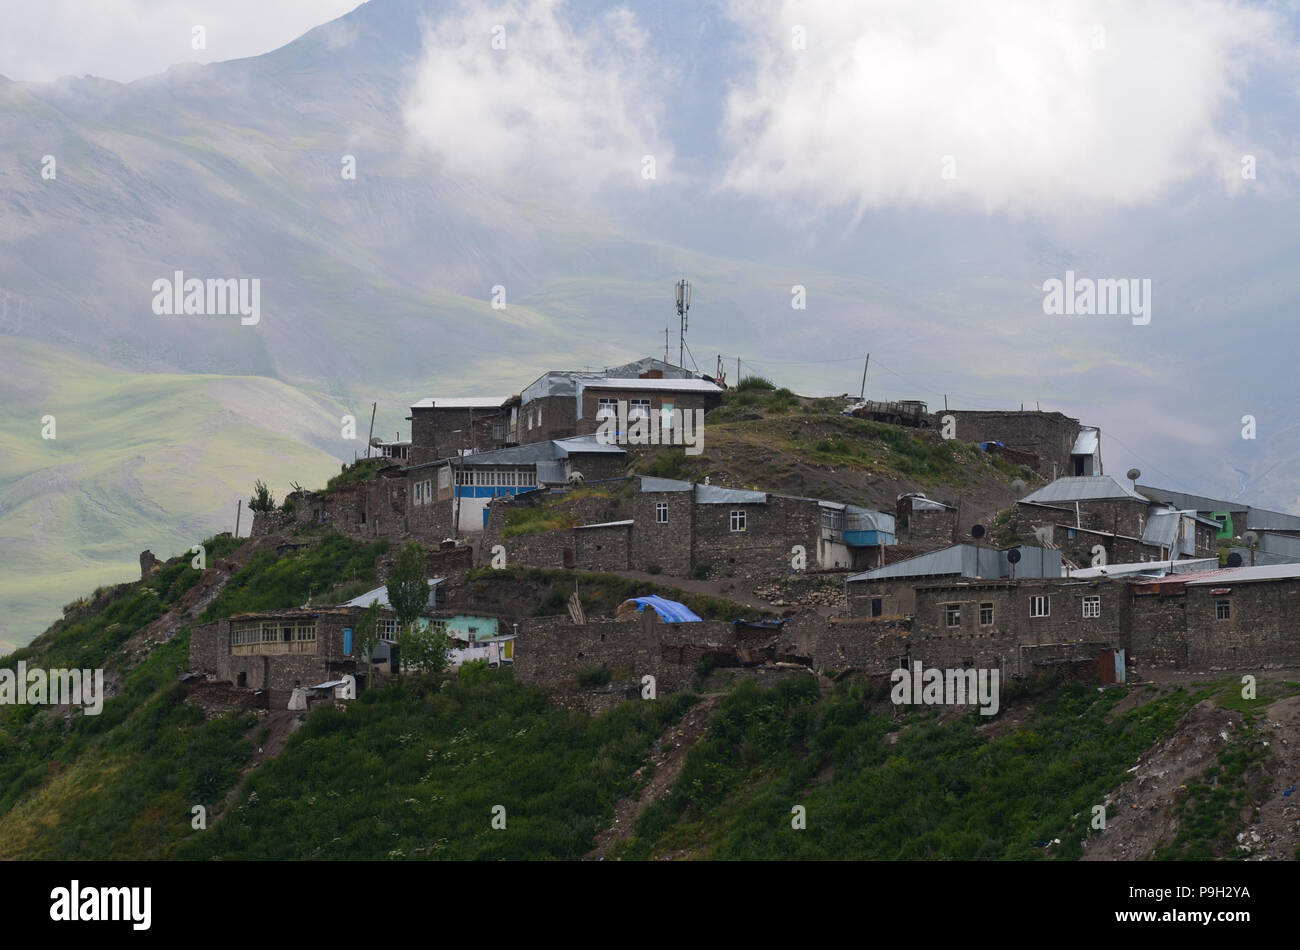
<box><xmin>585</xmin><ymin>693</ymin><xmax>724</xmax><ymax>860</ymax></box>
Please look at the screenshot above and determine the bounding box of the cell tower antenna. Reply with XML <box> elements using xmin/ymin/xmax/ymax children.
<box><xmin>675</xmin><ymin>278</ymin><xmax>691</xmax><ymax>368</ymax></box>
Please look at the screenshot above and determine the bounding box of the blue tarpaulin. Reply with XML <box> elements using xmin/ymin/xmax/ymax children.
<box><xmin>624</xmin><ymin>595</ymin><xmax>703</xmax><ymax>623</ymax></box>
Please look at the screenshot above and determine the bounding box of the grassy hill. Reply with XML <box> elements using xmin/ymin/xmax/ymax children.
<box><xmin>1</xmin><ymin>521</ymin><xmax>1295</xmax><ymax>861</ymax></box>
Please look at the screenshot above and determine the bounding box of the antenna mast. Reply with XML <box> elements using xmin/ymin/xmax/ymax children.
<box><xmin>675</xmin><ymin>278</ymin><xmax>691</xmax><ymax>368</ymax></box>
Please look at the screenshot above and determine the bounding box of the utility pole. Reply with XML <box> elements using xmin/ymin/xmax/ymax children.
<box><xmin>860</xmin><ymin>354</ymin><xmax>870</xmax><ymax>399</ymax></box>
<box><xmin>234</xmin><ymin>498</ymin><xmax>242</xmax><ymax>538</ymax></box>
<box><xmin>665</xmin><ymin>329</ymin><xmax>670</xmax><ymax>364</ymax></box>
<box><xmin>736</xmin><ymin>356</ymin><xmax>741</xmax><ymax>386</ymax></box>
<box><xmin>365</xmin><ymin>402</ymin><xmax>377</xmax><ymax>457</ymax></box>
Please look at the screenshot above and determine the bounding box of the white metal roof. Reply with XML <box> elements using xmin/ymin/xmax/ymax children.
<box><xmin>410</xmin><ymin>397</ymin><xmax>507</xmax><ymax>409</ymax></box>
<box><xmin>574</xmin><ymin>520</ymin><xmax>634</xmax><ymax>530</ymax></box>
<box><xmin>1020</xmin><ymin>475</ymin><xmax>1148</xmax><ymax>505</ymax></box>
<box><xmin>1184</xmin><ymin>564</ymin><xmax>1300</xmax><ymax>585</ymax></box>
<box><xmin>1069</xmin><ymin>557</ymin><xmax>1219</xmax><ymax>579</ymax></box>
<box><xmin>582</xmin><ymin>378</ymin><xmax>723</xmax><ymax>393</ymax></box>
<box><xmin>340</xmin><ymin>578</ymin><xmax>443</xmax><ymax>609</ymax></box>
<box><xmin>1071</xmin><ymin>427</ymin><xmax>1099</xmax><ymax>457</ymax></box>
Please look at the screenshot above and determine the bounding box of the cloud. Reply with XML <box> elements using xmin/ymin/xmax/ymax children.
<box><xmin>721</xmin><ymin>0</ymin><xmax>1295</xmax><ymax>217</ymax></box>
<box><xmin>0</xmin><ymin>1</ymin><xmax>361</xmax><ymax>83</ymax></box>
<box><xmin>402</xmin><ymin>0</ymin><xmax>672</xmax><ymax>195</ymax></box>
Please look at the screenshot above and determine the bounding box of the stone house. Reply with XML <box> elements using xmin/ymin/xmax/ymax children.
<box><xmin>846</xmin><ymin>543</ymin><xmax>1062</xmax><ymax>618</ymax></box>
<box><xmin>406</xmin><ymin>436</ymin><xmax>627</xmax><ymax>535</ymax></box>
<box><xmin>516</xmin><ymin>357</ymin><xmax>707</xmax><ymax>445</ymax></box>
<box><xmin>408</xmin><ymin>397</ymin><xmax>514</xmax><ymax>466</ymax></box>
<box><xmin>189</xmin><ymin>607</ymin><xmax>366</xmax><ymax>708</ymax></box>
<box><xmin>895</xmin><ymin>493</ymin><xmax>958</xmax><ymax>548</ymax></box>
<box><xmin>576</xmin><ymin>378</ymin><xmax>724</xmax><ymax>440</ymax></box>
<box><xmin>631</xmin><ymin>477</ymin><xmax>895</xmax><ymax>578</ymax></box>
<box><xmin>944</xmin><ymin>409</ymin><xmax>1083</xmax><ymax>477</ymax></box>
<box><xmin>1127</xmin><ymin>565</ymin><xmax>1300</xmax><ymax>670</ymax></box>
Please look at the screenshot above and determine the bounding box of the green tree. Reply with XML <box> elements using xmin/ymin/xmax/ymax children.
<box><xmin>399</xmin><ymin>623</ymin><xmax>451</xmax><ymax>676</ymax></box>
<box><xmin>354</xmin><ymin>600</ymin><xmax>382</xmax><ymax>665</ymax></box>
<box><xmin>386</xmin><ymin>542</ymin><xmax>429</xmax><ymax>629</ymax></box>
<box><xmin>248</xmin><ymin>478</ymin><xmax>275</xmax><ymax>512</ymax></box>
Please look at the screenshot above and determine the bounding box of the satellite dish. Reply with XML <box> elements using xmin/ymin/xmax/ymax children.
<box><xmin>971</xmin><ymin>524</ymin><xmax>986</xmax><ymax>539</ymax></box>
<box><xmin>1006</xmin><ymin>548</ymin><xmax>1022</xmax><ymax>564</ymax></box>
<box><xmin>1226</xmin><ymin>552</ymin><xmax>1243</xmax><ymax>567</ymax></box>
<box><xmin>1126</xmin><ymin>468</ymin><xmax>1141</xmax><ymax>482</ymax></box>
<box><xmin>567</xmin><ymin>471</ymin><xmax>585</xmax><ymax>485</ymax></box>
<box><xmin>1244</xmin><ymin>531</ymin><xmax>1258</xmax><ymax>546</ymax></box>
<box><xmin>1010</xmin><ymin>478</ymin><xmax>1026</xmax><ymax>495</ymax></box>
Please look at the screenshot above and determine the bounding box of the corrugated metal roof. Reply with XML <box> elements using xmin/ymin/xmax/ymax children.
<box><xmin>521</xmin><ymin>358</ymin><xmax>700</xmax><ymax>403</ymax></box>
<box><xmin>639</xmin><ymin>476</ymin><xmax>693</xmax><ymax>493</ymax></box>
<box><xmin>574</xmin><ymin>520</ymin><xmax>634</xmax><ymax>529</ymax></box>
<box><xmin>1245</xmin><ymin>509</ymin><xmax>1300</xmax><ymax>532</ymax></box>
<box><xmin>847</xmin><ymin>544</ymin><xmax>1059</xmax><ymax>582</ymax></box>
<box><xmin>424</xmin><ymin>436</ymin><xmax>624</xmax><ymax>468</ymax></box>
<box><xmin>553</xmin><ymin>435</ymin><xmax>626</xmax><ymax>457</ymax></box>
<box><xmin>1184</xmin><ymin>564</ymin><xmax>1300</xmax><ymax>585</ymax></box>
<box><xmin>695</xmin><ymin>484</ymin><xmax>767</xmax><ymax>505</ymax></box>
<box><xmin>410</xmin><ymin>397</ymin><xmax>507</xmax><ymax>409</ymax></box>
<box><xmin>1070</xmin><ymin>557</ymin><xmax>1218</xmax><ymax>579</ymax></box>
<box><xmin>1020</xmin><ymin>475</ymin><xmax>1148</xmax><ymax>504</ymax></box>
<box><xmin>1137</xmin><ymin>485</ymin><xmax>1243</xmax><ymax>512</ymax></box>
<box><xmin>623</xmin><ymin>595</ymin><xmax>703</xmax><ymax>623</ymax></box>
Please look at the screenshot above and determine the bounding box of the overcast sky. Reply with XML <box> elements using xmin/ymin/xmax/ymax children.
<box><xmin>0</xmin><ymin>0</ymin><xmax>361</xmax><ymax>82</ymax></box>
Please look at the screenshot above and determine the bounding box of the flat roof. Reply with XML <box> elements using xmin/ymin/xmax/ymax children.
<box><xmin>582</xmin><ymin>378</ymin><xmax>723</xmax><ymax>393</ymax></box>
<box><xmin>410</xmin><ymin>397</ymin><xmax>507</xmax><ymax>409</ymax></box>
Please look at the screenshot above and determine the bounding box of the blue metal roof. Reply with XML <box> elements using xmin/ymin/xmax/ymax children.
<box><xmin>624</xmin><ymin>595</ymin><xmax>703</xmax><ymax>623</ymax></box>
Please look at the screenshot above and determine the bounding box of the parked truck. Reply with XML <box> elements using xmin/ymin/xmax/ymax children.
<box><xmin>844</xmin><ymin>399</ymin><xmax>932</xmax><ymax>428</ymax></box>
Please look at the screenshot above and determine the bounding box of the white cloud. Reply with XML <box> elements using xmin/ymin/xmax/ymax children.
<box><xmin>402</xmin><ymin>0</ymin><xmax>672</xmax><ymax>195</ymax></box>
<box><xmin>0</xmin><ymin>1</ymin><xmax>361</xmax><ymax>83</ymax></box>
<box><xmin>721</xmin><ymin>0</ymin><xmax>1294</xmax><ymax>216</ymax></box>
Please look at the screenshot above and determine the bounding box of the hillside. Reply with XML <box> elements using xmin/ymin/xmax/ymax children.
<box><xmin>1</xmin><ymin>518</ymin><xmax>1295</xmax><ymax>861</ymax></box>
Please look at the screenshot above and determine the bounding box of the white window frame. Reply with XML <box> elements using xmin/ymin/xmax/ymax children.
<box><xmin>596</xmin><ymin>398</ymin><xmax>618</xmax><ymax>420</ymax></box>
<box><xmin>656</xmin><ymin>502</ymin><xmax>668</xmax><ymax>524</ymax></box>
<box><xmin>628</xmin><ymin>398</ymin><xmax>651</xmax><ymax>420</ymax></box>
<box><xmin>1215</xmin><ymin>599</ymin><xmax>1231</xmax><ymax>620</ymax></box>
<box><xmin>944</xmin><ymin>604</ymin><xmax>961</xmax><ymax>627</ymax></box>
<box><xmin>1030</xmin><ymin>595</ymin><xmax>1050</xmax><ymax>618</ymax></box>
<box><xmin>979</xmin><ymin>602</ymin><xmax>994</xmax><ymax>626</ymax></box>
<box><xmin>730</xmin><ymin>510</ymin><xmax>747</xmax><ymax>532</ymax></box>
<box><xmin>1082</xmin><ymin>595</ymin><xmax>1101</xmax><ymax>619</ymax></box>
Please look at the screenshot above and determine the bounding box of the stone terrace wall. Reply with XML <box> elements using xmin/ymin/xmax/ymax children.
<box><xmin>946</xmin><ymin>410</ymin><xmax>1081</xmax><ymax>476</ymax></box>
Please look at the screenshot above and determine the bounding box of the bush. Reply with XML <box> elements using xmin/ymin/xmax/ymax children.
<box><xmin>694</xmin><ymin>655</ymin><xmax>716</xmax><ymax>678</ymax></box>
<box><xmin>689</xmin><ymin>564</ymin><xmax>713</xmax><ymax>581</ymax></box>
<box><xmin>248</xmin><ymin>479</ymin><xmax>275</xmax><ymax>512</ymax></box>
<box><xmin>646</xmin><ymin>564</ymin><xmax>662</xmax><ymax>575</ymax></box>
<box><xmin>735</xmin><ymin>375</ymin><xmax>776</xmax><ymax>392</ymax></box>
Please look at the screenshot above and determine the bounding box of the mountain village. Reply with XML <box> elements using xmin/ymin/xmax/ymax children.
<box><xmin>178</xmin><ymin>354</ymin><xmax>1300</xmax><ymax>713</ymax></box>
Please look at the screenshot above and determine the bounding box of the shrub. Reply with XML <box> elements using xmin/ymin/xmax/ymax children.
<box><xmin>735</xmin><ymin>375</ymin><xmax>776</xmax><ymax>392</ymax></box>
<box><xmin>689</xmin><ymin>564</ymin><xmax>713</xmax><ymax>581</ymax></box>
<box><xmin>248</xmin><ymin>479</ymin><xmax>275</xmax><ymax>512</ymax></box>
<box><xmin>646</xmin><ymin>564</ymin><xmax>662</xmax><ymax>575</ymax></box>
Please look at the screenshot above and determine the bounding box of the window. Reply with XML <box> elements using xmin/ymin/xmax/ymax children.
<box><xmin>945</xmin><ymin>604</ymin><xmax>961</xmax><ymax>627</ymax></box>
<box><xmin>871</xmin><ymin>598</ymin><xmax>882</xmax><ymax>618</ymax></box>
<box><xmin>296</xmin><ymin>621</ymin><xmax>317</xmax><ymax>641</ymax></box>
<box><xmin>262</xmin><ymin>622</ymin><xmax>279</xmax><ymax>644</ymax></box>
<box><xmin>656</xmin><ymin>502</ymin><xmax>668</xmax><ymax>524</ymax></box>
<box><xmin>628</xmin><ymin>398</ymin><xmax>651</xmax><ymax>420</ymax></box>
<box><xmin>414</xmin><ymin>482</ymin><xmax>422</xmax><ymax>503</ymax></box>
<box><xmin>424</xmin><ymin>479</ymin><xmax>431</xmax><ymax>500</ymax></box>
<box><xmin>381</xmin><ymin>619</ymin><xmax>402</xmax><ymax>638</ymax></box>
<box><xmin>1030</xmin><ymin>595</ymin><xmax>1050</xmax><ymax>618</ymax></box>
<box><xmin>979</xmin><ymin>602</ymin><xmax>994</xmax><ymax>626</ymax></box>
<box><xmin>438</xmin><ymin>469</ymin><xmax>450</xmax><ymax>490</ymax></box>
<box><xmin>597</xmin><ymin>398</ymin><xmax>618</xmax><ymax>419</ymax></box>
<box><xmin>661</xmin><ymin>402</ymin><xmax>675</xmax><ymax>431</ymax></box>
<box><xmin>1082</xmin><ymin>595</ymin><xmax>1101</xmax><ymax>619</ymax></box>
<box><xmin>730</xmin><ymin>510</ymin><xmax>747</xmax><ymax>532</ymax></box>
<box><xmin>1215</xmin><ymin>599</ymin><xmax>1231</xmax><ymax>620</ymax></box>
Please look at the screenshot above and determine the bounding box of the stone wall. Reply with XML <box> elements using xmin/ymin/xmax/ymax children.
<box><xmin>897</xmin><ymin>504</ymin><xmax>958</xmax><ymax>549</ymax></box>
<box><xmin>631</xmin><ymin>489</ymin><xmax>694</xmax><ymax>574</ymax></box>
<box><xmin>410</xmin><ymin>406</ymin><xmax>507</xmax><ymax>466</ymax></box>
<box><xmin>691</xmin><ymin>494</ymin><xmax>821</xmax><ymax>580</ymax></box>
<box><xmin>946</xmin><ymin>410</ymin><xmax>1081</xmax><ymax>476</ymax></box>
<box><xmin>574</xmin><ymin>523</ymin><xmax>632</xmax><ymax>572</ymax></box>
<box><xmin>847</xmin><ymin>576</ymin><xmax>926</xmax><ymax>619</ymax></box>
<box><xmin>575</xmin><ymin>389</ymin><xmax>720</xmax><ymax>438</ymax></box>
<box><xmin>512</xmin><ymin>611</ymin><xmax>732</xmax><ymax>692</ymax></box>
<box><xmin>1185</xmin><ymin>581</ymin><xmax>1300</xmax><ymax>669</ymax></box>
<box><xmin>1128</xmin><ymin>587</ymin><xmax>1188</xmax><ymax>669</ymax></box>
